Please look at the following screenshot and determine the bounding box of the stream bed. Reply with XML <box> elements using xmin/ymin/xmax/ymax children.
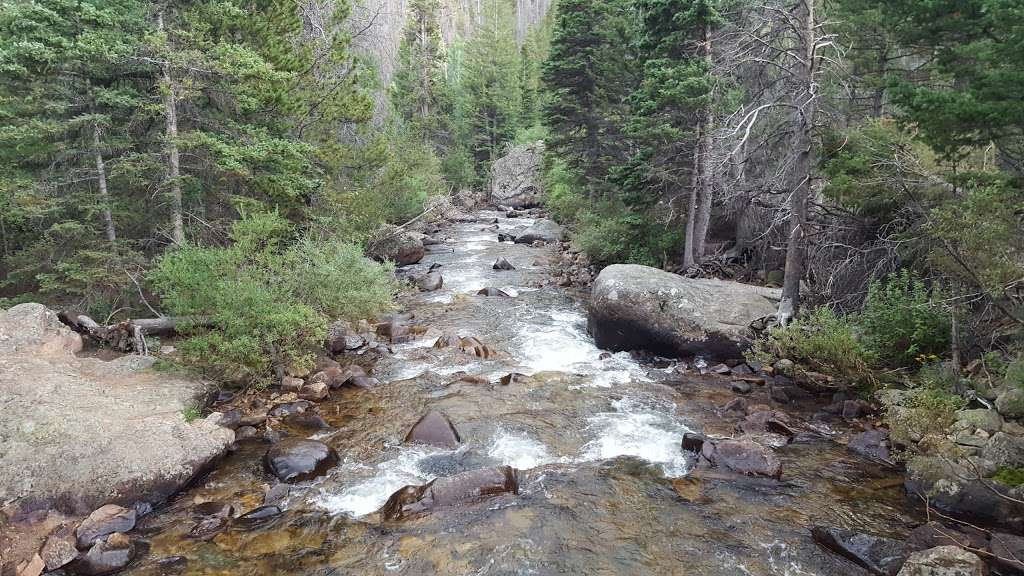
<box><xmin>125</xmin><ymin>210</ymin><xmax>920</xmax><ymax>576</ymax></box>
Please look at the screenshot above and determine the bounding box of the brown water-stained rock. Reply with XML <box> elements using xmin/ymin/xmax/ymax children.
<box><xmin>848</xmin><ymin>428</ymin><xmax>892</xmax><ymax>462</ymax></box>
<box><xmin>499</xmin><ymin>373</ymin><xmax>527</xmax><ymax>386</ymax></box>
<box><xmin>263</xmin><ymin>439</ymin><xmax>339</xmax><ymax>483</ymax></box>
<box><xmin>380</xmin><ymin>466</ymin><xmax>518</xmax><ymax>520</ymax></box>
<box><xmin>404</xmin><ymin>411</ymin><xmax>461</xmax><ymax>449</ymax></box>
<box><xmin>187</xmin><ymin>515</ymin><xmax>228</xmax><ymax>541</ymax></box>
<box><xmin>701</xmin><ymin>439</ymin><xmax>782</xmax><ymax>479</ymax></box>
<box><xmin>459</xmin><ymin>336</ymin><xmax>496</xmax><ymax>359</ymax></box>
<box><xmin>76</xmin><ymin>505</ymin><xmax>136</xmax><ymax>549</ymax></box>
<box><xmin>905</xmin><ymin>521</ymin><xmax>988</xmax><ymax>553</ymax></box>
<box><xmin>433</xmin><ymin>333</ymin><xmax>462</xmax><ymax>349</ymax></box>
<box><xmin>298</xmin><ymin>381</ymin><xmax>329</xmax><ymax>402</ymax></box>
<box><xmin>71</xmin><ymin>533</ymin><xmax>136</xmax><ymax>576</ymax></box>
<box><xmin>366</xmin><ymin>224</ymin><xmax>425</xmax><ymax>265</ymax></box>
<box><xmin>811</xmin><ymin>526</ymin><xmax>907</xmax><ymax>576</ymax></box>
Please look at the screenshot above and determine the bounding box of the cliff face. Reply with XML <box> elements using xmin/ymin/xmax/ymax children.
<box><xmin>348</xmin><ymin>0</ymin><xmax>551</xmax><ymax>100</ymax></box>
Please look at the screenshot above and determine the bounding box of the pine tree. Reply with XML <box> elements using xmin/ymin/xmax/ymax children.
<box><xmin>541</xmin><ymin>0</ymin><xmax>638</xmax><ymax>198</ymax></box>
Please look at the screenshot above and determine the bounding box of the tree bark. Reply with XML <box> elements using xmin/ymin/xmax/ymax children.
<box><xmin>63</xmin><ymin>313</ymin><xmax>211</xmax><ymax>353</ymax></box>
<box><xmin>92</xmin><ymin>122</ymin><xmax>117</xmax><ymax>245</ymax></box>
<box><xmin>159</xmin><ymin>11</ymin><xmax>185</xmax><ymax>247</ymax></box>
<box><xmin>692</xmin><ymin>23</ymin><xmax>715</xmax><ymax>262</ymax></box>
<box><xmin>683</xmin><ymin>137</ymin><xmax>699</xmax><ymax>268</ymax></box>
<box><xmin>778</xmin><ymin>0</ymin><xmax>819</xmax><ymax>325</ymax></box>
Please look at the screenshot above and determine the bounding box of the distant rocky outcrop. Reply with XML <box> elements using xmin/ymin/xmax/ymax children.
<box><xmin>490</xmin><ymin>141</ymin><xmax>544</xmax><ymax>208</ymax></box>
<box><xmin>588</xmin><ymin>265</ymin><xmax>781</xmax><ymax>358</ymax></box>
<box><xmin>0</xmin><ymin>303</ymin><xmax>234</xmax><ymax>516</ymax></box>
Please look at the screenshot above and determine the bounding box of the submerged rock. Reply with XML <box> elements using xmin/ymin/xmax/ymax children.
<box><xmin>811</xmin><ymin>526</ymin><xmax>907</xmax><ymax>576</ymax></box>
<box><xmin>701</xmin><ymin>439</ymin><xmax>782</xmax><ymax>478</ymax></box>
<box><xmin>404</xmin><ymin>411</ymin><xmax>461</xmax><ymax>449</ymax></box>
<box><xmin>896</xmin><ymin>545</ymin><xmax>985</xmax><ymax>576</ymax></box>
<box><xmin>263</xmin><ymin>439</ymin><xmax>339</xmax><ymax>483</ymax></box>
<box><xmin>477</xmin><ymin>287</ymin><xmax>514</xmax><ymax>297</ymax></box>
<box><xmin>587</xmin><ymin>265</ymin><xmax>780</xmax><ymax>358</ymax></box>
<box><xmin>380</xmin><ymin>466</ymin><xmax>518</xmax><ymax>520</ymax></box>
<box><xmin>848</xmin><ymin>428</ymin><xmax>892</xmax><ymax>461</ymax></box>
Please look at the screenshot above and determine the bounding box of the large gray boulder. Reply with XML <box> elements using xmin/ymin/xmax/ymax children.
<box><xmin>490</xmin><ymin>141</ymin><xmax>544</xmax><ymax>208</ymax></box>
<box><xmin>513</xmin><ymin>218</ymin><xmax>564</xmax><ymax>244</ymax></box>
<box><xmin>0</xmin><ymin>303</ymin><xmax>234</xmax><ymax>516</ymax></box>
<box><xmin>588</xmin><ymin>265</ymin><xmax>781</xmax><ymax>358</ymax></box>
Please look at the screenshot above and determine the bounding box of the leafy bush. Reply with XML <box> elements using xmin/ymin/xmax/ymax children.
<box><xmin>882</xmin><ymin>363</ymin><xmax>967</xmax><ymax>447</ymax></box>
<box><xmin>1006</xmin><ymin>354</ymin><xmax>1024</xmax><ymax>390</ymax></box>
<box><xmin>149</xmin><ymin>211</ymin><xmax>398</xmax><ymax>386</ymax></box>
<box><xmin>992</xmin><ymin>467</ymin><xmax>1024</xmax><ymax>487</ymax></box>
<box><xmin>860</xmin><ymin>269</ymin><xmax>950</xmax><ymax>368</ymax></box>
<box><xmin>544</xmin><ymin>157</ymin><xmax>587</xmax><ymax>223</ymax></box>
<box><xmin>573</xmin><ymin>205</ymin><xmax>681</xmax><ymax>267</ymax></box>
<box><xmin>749</xmin><ymin>307</ymin><xmax>877</xmax><ymax>388</ymax></box>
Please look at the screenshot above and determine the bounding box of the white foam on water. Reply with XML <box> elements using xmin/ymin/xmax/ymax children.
<box><xmin>486</xmin><ymin>428</ymin><xmax>557</xmax><ymax>470</ymax></box>
<box><xmin>515</xmin><ymin>308</ymin><xmax>651</xmax><ymax>387</ymax></box>
<box><xmin>577</xmin><ymin>395</ymin><xmax>693</xmax><ymax>477</ymax></box>
<box><xmin>315</xmin><ymin>446</ymin><xmax>448</xmax><ymax>518</ymax></box>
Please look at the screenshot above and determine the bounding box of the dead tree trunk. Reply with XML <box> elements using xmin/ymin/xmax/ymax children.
<box><xmin>92</xmin><ymin>122</ymin><xmax>117</xmax><ymax>245</ymax></box>
<box><xmin>61</xmin><ymin>313</ymin><xmax>211</xmax><ymax>354</ymax></box>
<box><xmin>159</xmin><ymin>11</ymin><xmax>185</xmax><ymax>247</ymax></box>
<box><xmin>692</xmin><ymin>23</ymin><xmax>715</xmax><ymax>263</ymax></box>
<box><xmin>778</xmin><ymin>0</ymin><xmax>821</xmax><ymax>325</ymax></box>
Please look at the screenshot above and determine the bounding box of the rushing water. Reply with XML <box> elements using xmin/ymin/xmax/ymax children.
<box><xmin>127</xmin><ymin>210</ymin><xmax>918</xmax><ymax>576</ymax></box>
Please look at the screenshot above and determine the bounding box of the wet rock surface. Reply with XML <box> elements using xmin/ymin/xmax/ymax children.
<box><xmin>264</xmin><ymin>439</ymin><xmax>339</xmax><ymax>483</ymax></box>
<box><xmin>380</xmin><ymin>466</ymin><xmax>518</xmax><ymax>520</ymax></box>
<box><xmin>896</xmin><ymin>545</ymin><xmax>985</xmax><ymax>576</ymax></box>
<box><xmin>812</xmin><ymin>526</ymin><xmax>908</xmax><ymax>576</ymax></box>
<box><xmin>404</xmin><ymin>411</ymin><xmax>462</xmax><ymax>449</ymax></box>
<box><xmin>76</xmin><ymin>505</ymin><xmax>136</xmax><ymax>549</ymax></box>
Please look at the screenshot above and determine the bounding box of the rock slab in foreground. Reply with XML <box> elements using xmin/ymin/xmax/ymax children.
<box><xmin>490</xmin><ymin>141</ymin><xmax>544</xmax><ymax>208</ymax></box>
<box><xmin>0</xmin><ymin>303</ymin><xmax>235</xmax><ymax>516</ymax></box>
<box><xmin>588</xmin><ymin>265</ymin><xmax>781</xmax><ymax>358</ymax></box>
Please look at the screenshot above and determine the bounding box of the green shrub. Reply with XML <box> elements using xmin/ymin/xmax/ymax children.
<box><xmin>1006</xmin><ymin>355</ymin><xmax>1024</xmax><ymax>390</ymax></box>
<box><xmin>992</xmin><ymin>467</ymin><xmax>1024</xmax><ymax>487</ymax></box>
<box><xmin>882</xmin><ymin>363</ymin><xmax>967</xmax><ymax>447</ymax></box>
<box><xmin>860</xmin><ymin>269</ymin><xmax>950</xmax><ymax>368</ymax></box>
<box><xmin>573</xmin><ymin>206</ymin><xmax>681</xmax><ymax>267</ymax></box>
<box><xmin>749</xmin><ymin>307</ymin><xmax>877</xmax><ymax>388</ymax></box>
<box><xmin>544</xmin><ymin>157</ymin><xmax>586</xmax><ymax>223</ymax></box>
<box><xmin>149</xmin><ymin>211</ymin><xmax>398</xmax><ymax>386</ymax></box>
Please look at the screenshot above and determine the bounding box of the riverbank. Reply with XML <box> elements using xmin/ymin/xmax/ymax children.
<box><xmin>5</xmin><ymin>207</ymin><xmax>968</xmax><ymax>576</ymax></box>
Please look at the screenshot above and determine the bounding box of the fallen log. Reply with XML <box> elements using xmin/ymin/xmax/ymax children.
<box><xmin>59</xmin><ymin>312</ymin><xmax>211</xmax><ymax>354</ymax></box>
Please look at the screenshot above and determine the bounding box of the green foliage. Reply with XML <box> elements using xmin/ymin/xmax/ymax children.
<box><xmin>750</xmin><ymin>307</ymin><xmax>878</xmax><ymax>388</ymax></box>
<box><xmin>573</xmin><ymin>203</ymin><xmax>682</xmax><ymax>267</ymax></box>
<box><xmin>1006</xmin><ymin>355</ymin><xmax>1024</xmax><ymax>390</ymax></box>
<box><xmin>926</xmin><ymin>181</ymin><xmax>1024</xmax><ymax>298</ymax></box>
<box><xmin>883</xmin><ymin>363</ymin><xmax>967</xmax><ymax>446</ymax></box>
<box><xmin>149</xmin><ymin>211</ymin><xmax>397</xmax><ymax>385</ymax></box>
<box><xmin>992</xmin><ymin>467</ymin><xmax>1024</xmax><ymax>487</ymax></box>
<box><xmin>886</xmin><ymin>0</ymin><xmax>1024</xmax><ymax>161</ymax></box>
<box><xmin>181</xmin><ymin>405</ymin><xmax>202</xmax><ymax>423</ymax></box>
<box><xmin>860</xmin><ymin>270</ymin><xmax>950</xmax><ymax>368</ymax></box>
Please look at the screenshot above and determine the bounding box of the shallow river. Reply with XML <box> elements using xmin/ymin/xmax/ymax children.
<box><xmin>126</xmin><ymin>210</ymin><xmax>919</xmax><ymax>576</ymax></box>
